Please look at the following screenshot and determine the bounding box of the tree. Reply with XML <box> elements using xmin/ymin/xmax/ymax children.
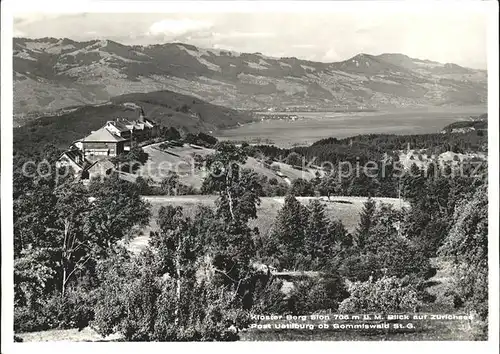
<box><xmin>14</xmin><ymin>173</ymin><xmax>151</xmax><ymax>332</ymax></box>
<box><xmin>342</xmin><ymin>202</ymin><xmax>432</xmax><ymax>282</ymax></box>
<box><xmin>86</xmin><ymin>176</ymin><xmax>151</xmax><ymax>250</ymax></box>
<box><xmin>439</xmin><ymin>186</ymin><xmax>488</xmax><ymax>323</ymax></box>
<box><xmin>160</xmin><ymin>171</ymin><xmax>180</xmax><ymax>196</ymax></box>
<box><xmin>197</xmin><ymin>132</ymin><xmax>218</xmax><ymax>147</ymax></box>
<box><xmin>111</xmin><ymin>147</ymin><xmax>149</xmax><ymax>172</ymax></box>
<box><xmin>198</xmin><ymin>142</ymin><xmax>260</xmax><ymax>288</ymax></box>
<box><xmin>355</xmin><ymin>197</ymin><xmax>376</xmax><ymax>249</ymax></box>
<box><xmin>135</xmin><ymin>176</ymin><xmax>152</xmax><ymax>195</ymax></box>
<box><xmin>93</xmin><ymin>222</ymin><xmax>251</xmax><ymax>341</ymax></box>
<box><xmin>162</xmin><ymin>126</ymin><xmax>181</xmax><ymax>141</ymax></box>
<box><xmin>17</xmin><ymin>175</ymin><xmax>151</xmax><ymax>298</ymax></box>
<box><xmin>127</xmin><ymin>146</ymin><xmax>149</xmax><ymax>165</ymax></box>
<box><xmin>290</xmin><ymin>178</ymin><xmax>314</xmax><ymax>196</ymax></box>
<box><xmin>347</xmin><ymin>172</ymin><xmax>380</xmax><ymax>197</ymax></box>
<box><xmin>14</xmin><ymin>248</ymin><xmax>58</xmax><ymax>309</ymax></box>
<box><xmin>285</xmin><ymin>152</ymin><xmax>303</xmax><ymax>167</ymax></box>
<box><xmin>317</xmin><ymin>171</ymin><xmax>342</xmax><ymax>200</ymax></box>
<box><xmin>179</xmin><ymin>104</ymin><xmax>190</xmax><ymax>113</ymax></box>
<box><xmin>365</xmin><ymin>204</ymin><xmax>431</xmax><ymax>280</ymax></box>
<box><xmin>149</xmin><ymin>205</ymin><xmax>205</xmax><ymax>325</ymax></box>
<box><xmin>304</xmin><ymin>199</ymin><xmax>333</xmax><ymax>269</ymax></box>
<box><xmin>14</xmin><ymin>182</ymin><xmax>59</xmax><ymax>257</ymax></box>
<box><xmin>402</xmin><ymin>207</ymin><xmax>448</xmax><ymax>258</ymax></box>
<box><xmin>330</xmin><ymin>218</ymin><xmax>353</xmax><ymax>249</ymax></box>
<box><xmin>402</xmin><ymin>163</ymin><xmax>426</xmax><ymax>206</ymax></box>
<box><xmin>201</xmin><ymin>142</ymin><xmax>259</xmax><ymax>223</ymax></box>
<box><xmin>266</xmin><ymin>195</ymin><xmax>310</xmax><ymax>270</ymax></box>
<box><xmin>92</xmin><ymin>248</ymin><xmax>161</xmax><ymax>341</ymax></box>
<box><xmin>53</xmin><ymin>181</ymin><xmax>93</xmax><ymax>297</ymax></box>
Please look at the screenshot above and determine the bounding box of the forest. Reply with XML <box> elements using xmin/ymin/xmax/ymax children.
<box><xmin>13</xmin><ymin>127</ymin><xmax>489</xmax><ymax>341</ymax></box>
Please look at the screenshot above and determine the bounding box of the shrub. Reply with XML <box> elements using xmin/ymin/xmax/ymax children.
<box><xmin>246</xmin><ymin>275</ymin><xmax>289</xmax><ymax>314</ymax></box>
<box><xmin>285</xmin><ymin>152</ymin><xmax>303</xmax><ymax>167</ymax></box>
<box><xmin>289</xmin><ymin>274</ymin><xmax>348</xmax><ymax>314</ymax></box>
<box><xmin>14</xmin><ymin>286</ymin><xmax>96</xmax><ymax>332</ymax></box>
<box><xmin>179</xmin><ymin>104</ymin><xmax>190</xmax><ymax>113</ymax></box>
<box><xmin>290</xmin><ymin>178</ymin><xmax>314</xmax><ymax>196</ymax></box>
<box><xmin>92</xmin><ymin>250</ymin><xmax>250</xmax><ymax>341</ymax></box>
<box><xmin>15</xmin><ymin>303</ymin><xmax>57</xmax><ymax>333</ymax></box>
<box><xmin>338</xmin><ymin>276</ymin><xmax>422</xmax><ymax>314</ymax></box>
<box><xmin>439</xmin><ymin>187</ymin><xmax>488</xmax><ymax>323</ymax></box>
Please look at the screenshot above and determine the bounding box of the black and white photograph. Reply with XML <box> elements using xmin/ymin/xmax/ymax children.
<box><xmin>1</xmin><ymin>0</ymin><xmax>499</xmax><ymax>350</ymax></box>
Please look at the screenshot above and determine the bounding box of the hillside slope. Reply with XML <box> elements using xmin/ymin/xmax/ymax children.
<box><xmin>13</xmin><ymin>38</ymin><xmax>487</xmax><ymax>124</ymax></box>
<box><xmin>13</xmin><ymin>90</ymin><xmax>252</xmax><ymax>154</ymax></box>
<box><xmin>125</xmin><ymin>142</ymin><xmax>319</xmax><ymax>190</ymax></box>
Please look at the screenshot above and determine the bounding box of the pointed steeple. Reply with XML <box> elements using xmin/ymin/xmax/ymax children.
<box><xmin>139</xmin><ymin>107</ymin><xmax>145</xmax><ymax>122</ymax></box>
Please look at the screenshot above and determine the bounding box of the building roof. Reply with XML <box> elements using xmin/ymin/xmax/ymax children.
<box><xmin>143</xmin><ymin>119</ymin><xmax>155</xmax><ymax>128</ymax></box>
<box><xmin>107</xmin><ymin>120</ymin><xmax>130</xmax><ymax>132</ymax></box>
<box><xmin>59</xmin><ymin>149</ymin><xmax>90</xmax><ymax>170</ymax></box>
<box><xmin>81</xmin><ymin>127</ymin><xmax>126</xmax><ymax>143</ymax></box>
<box><xmin>87</xmin><ymin>158</ymin><xmax>115</xmax><ymax>173</ymax></box>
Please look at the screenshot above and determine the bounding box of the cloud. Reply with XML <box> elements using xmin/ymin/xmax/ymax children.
<box><xmin>14</xmin><ymin>29</ymin><xmax>26</xmax><ymax>37</ymax></box>
<box><xmin>147</xmin><ymin>18</ymin><xmax>213</xmax><ymax>37</ymax></box>
<box><xmin>213</xmin><ymin>31</ymin><xmax>275</xmax><ymax>39</ymax></box>
<box><xmin>291</xmin><ymin>44</ymin><xmax>317</xmax><ymax>49</ymax></box>
<box><xmin>212</xmin><ymin>43</ymin><xmax>232</xmax><ymax>49</ymax></box>
<box><xmin>323</xmin><ymin>48</ymin><xmax>341</xmax><ymax>62</ymax></box>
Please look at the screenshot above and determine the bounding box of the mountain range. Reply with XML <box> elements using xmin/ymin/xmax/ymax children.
<box><xmin>14</xmin><ymin>37</ymin><xmax>487</xmax><ymax>126</ymax></box>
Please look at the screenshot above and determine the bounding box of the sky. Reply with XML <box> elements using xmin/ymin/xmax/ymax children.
<box><xmin>13</xmin><ymin>10</ymin><xmax>489</xmax><ymax>69</ymax></box>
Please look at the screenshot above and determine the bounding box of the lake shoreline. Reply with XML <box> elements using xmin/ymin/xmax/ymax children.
<box><xmin>217</xmin><ymin>106</ymin><xmax>487</xmax><ymax>148</ymax></box>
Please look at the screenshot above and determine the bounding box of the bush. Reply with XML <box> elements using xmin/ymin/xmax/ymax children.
<box><xmin>111</xmin><ymin>147</ymin><xmax>149</xmax><ymax>172</ymax></box>
<box><xmin>289</xmin><ymin>274</ymin><xmax>348</xmax><ymax>314</ymax></box>
<box><xmin>338</xmin><ymin>276</ymin><xmax>421</xmax><ymax>314</ymax></box>
<box><xmin>135</xmin><ymin>176</ymin><xmax>152</xmax><ymax>195</ymax></box>
<box><xmin>160</xmin><ymin>127</ymin><xmax>181</xmax><ymax>141</ymax></box>
<box><xmin>15</xmin><ymin>304</ymin><xmax>57</xmax><ymax>333</ymax></box>
<box><xmin>285</xmin><ymin>152</ymin><xmax>303</xmax><ymax>167</ymax></box>
<box><xmin>93</xmin><ymin>254</ymin><xmax>250</xmax><ymax>341</ymax></box>
<box><xmin>14</xmin><ymin>285</ymin><xmax>96</xmax><ymax>332</ymax></box>
<box><xmin>290</xmin><ymin>178</ymin><xmax>314</xmax><ymax>196</ymax></box>
<box><xmin>246</xmin><ymin>275</ymin><xmax>289</xmax><ymax>314</ymax></box>
<box><xmin>183</xmin><ymin>132</ymin><xmax>218</xmax><ymax>148</ymax></box>
<box><xmin>439</xmin><ymin>187</ymin><xmax>488</xmax><ymax>321</ymax></box>
<box><xmin>179</xmin><ymin>104</ymin><xmax>190</xmax><ymax>113</ymax></box>
<box><xmin>48</xmin><ymin>287</ymin><xmax>96</xmax><ymax>330</ymax></box>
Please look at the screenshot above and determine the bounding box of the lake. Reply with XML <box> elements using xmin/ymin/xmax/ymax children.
<box><xmin>217</xmin><ymin>106</ymin><xmax>487</xmax><ymax>147</ymax></box>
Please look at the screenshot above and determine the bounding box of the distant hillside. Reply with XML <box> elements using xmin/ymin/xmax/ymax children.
<box><xmin>13</xmin><ymin>90</ymin><xmax>253</xmax><ymax>155</ymax></box>
<box><xmin>13</xmin><ymin>37</ymin><xmax>487</xmax><ymax>125</ymax></box>
<box><xmin>441</xmin><ymin>119</ymin><xmax>488</xmax><ymax>134</ymax></box>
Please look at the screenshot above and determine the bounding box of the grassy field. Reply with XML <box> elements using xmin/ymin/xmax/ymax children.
<box><xmin>127</xmin><ymin>195</ymin><xmax>407</xmax><ymax>253</ymax></box>
<box><xmin>216</xmin><ymin>106</ymin><xmax>487</xmax><ymax>147</ymax></box>
<box><xmin>16</xmin><ymin>327</ymin><xmax>122</xmax><ymax>342</ymax></box>
<box><xmin>126</xmin><ymin>143</ymin><xmax>319</xmax><ymax>190</ymax></box>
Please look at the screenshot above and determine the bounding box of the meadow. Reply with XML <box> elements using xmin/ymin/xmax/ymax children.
<box><xmin>121</xmin><ymin>143</ymin><xmax>320</xmax><ymax>190</ymax></box>
<box><xmin>127</xmin><ymin>195</ymin><xmax>407</xmax><ymax>253</ymax></box>
<box><xmin>216</xmin><ymin>106</ymin><xmax>487</xmax><ymax>147</ymax></box>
